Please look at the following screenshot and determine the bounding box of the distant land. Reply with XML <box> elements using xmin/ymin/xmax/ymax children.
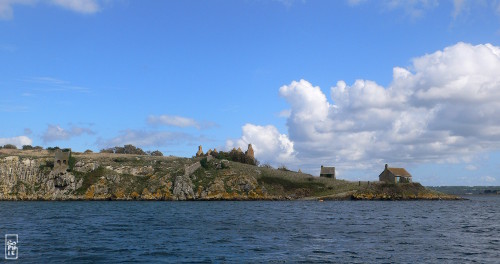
<box><xmin>0</xmin><ymin>148</ymin><xmax>461</xmax><ymax>201</ymax></box>
<box><xmin>427</xmin><ymin>186</ymin><xmax>500</xmax><ymax>195</ymax></box>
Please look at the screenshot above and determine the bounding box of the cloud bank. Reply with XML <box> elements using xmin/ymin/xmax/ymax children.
<box><xmin>230</xmin><ymin>42</ymin><xmax>500</xmax><ymax>172</ymax></box>
<box><xmin>42</xmin><ymin>124</ymin><xmax>95</xmax><ymax>143</ymax></box>
<box><xmin>97</xmin><ymin>130</ymin><xmax>199</xmax><ymax>149</ymax></box>
<box><xmin>0</xmin><ymin>136</ymin><xmax>32</xmax><ymax>148</ymax></box>
<box><xmin>147</xmin><ymin>115</ymin><xmax>216</xmax><ymax>130</ymax></box>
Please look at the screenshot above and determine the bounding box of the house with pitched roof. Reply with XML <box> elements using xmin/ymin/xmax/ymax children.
<box><xmin>320</xmin><ymin>165</ymin><xmax>335</xmax><ymax>179</ymax></box>
<box><xmin>379</xmin><ymin>164</ymin><xmax>412</xmax><ymax>183</ymax></box>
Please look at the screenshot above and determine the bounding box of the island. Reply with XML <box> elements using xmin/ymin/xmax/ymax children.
<box><xmin>0</xmin><ymin>147</ymin><xmax>460</xmax><ymax>201</ymax></box>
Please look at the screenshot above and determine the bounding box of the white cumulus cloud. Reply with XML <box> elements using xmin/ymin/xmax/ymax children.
<box><xmin>0</xmin><ymin>136</ymin><xmax>33</xmax><ymax>148</ymax></box>
<box><xmin>226</xmin><ymin>124</ymin><xmax>296</xmax><ymax>165</ymax></box>
<box><xmin>233</xmin><ymin>42</ymin><xmax>500</xmax><ymax>175</ymax></box>
<box><xmin>97</xmin><ymin>130</ymin><xmax>199</xmax><ymax>149</ymax></box>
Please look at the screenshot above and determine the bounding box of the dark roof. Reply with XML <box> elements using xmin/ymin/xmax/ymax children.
<box><xmin>387</xmin><ymin>167</ymin><xmax>412</xmax><ymax>177</ymax></box>
<box><xmin>320</xmin><ymin>166</ymin><xmax>335</xmax><ymax>175</ymax></box>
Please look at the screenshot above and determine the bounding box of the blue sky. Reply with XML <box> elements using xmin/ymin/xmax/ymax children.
<box><xmin>1</xmin><ymin>0</ymin><xmax>500</xmax><ymax>185</ymax></box>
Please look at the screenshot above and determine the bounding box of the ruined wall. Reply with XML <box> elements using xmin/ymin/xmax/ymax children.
<box><xmin>54</xmin><ymin>150</ymin><xmax>70</xmax><ymax>171</ymax></box>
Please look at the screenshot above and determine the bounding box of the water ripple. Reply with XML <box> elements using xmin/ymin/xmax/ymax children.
<box><xmin>0</xmin><ymin>197</ymin><xmax>499</xmax><ymax>263</ymax></box>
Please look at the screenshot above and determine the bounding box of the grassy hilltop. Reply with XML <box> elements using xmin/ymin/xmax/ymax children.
<box><xmin>0</xmin><ymin>149</ymin><xmax>459</xmax><ymax>201</ymax></box>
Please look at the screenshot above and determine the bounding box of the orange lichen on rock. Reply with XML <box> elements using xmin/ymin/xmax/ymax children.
<box><xmin>85</xmin><ymin>185</ymin><xmax>95</xmax><ymax>199</ymax></box>
<box><xmin>130</xmin><ymin>191</ymin><xmax>140</xmax><ymax>200</ymax></box>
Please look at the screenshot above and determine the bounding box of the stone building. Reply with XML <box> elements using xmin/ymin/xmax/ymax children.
<box><xmin>196</xmin><ymin>146</ymin><xmax>203</xmax><ymax>157</ymax></box>
<box><xmin>54</xmin><ymin>149</ymin><xmax>70</xmax><ymax>171</ymax></box>
<box><xmin>320</xmin><ymin>165</ymin><xmax>335</xmax><ymax>179</ymax></box>
<box><xmin>379</xmin><ymin>164</ymin><xmax>412</xmax><ymax>183</ymax></box>
<box><xmin>245</xmin><ymin>144</ymin><xmax>254</xmax><ymax>159</ymax></box>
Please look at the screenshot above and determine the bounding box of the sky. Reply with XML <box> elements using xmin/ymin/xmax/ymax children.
<box><xmin>1</xmin><ymin>0</ymin><xmax>500</xmax><ymax>186</ymax></box>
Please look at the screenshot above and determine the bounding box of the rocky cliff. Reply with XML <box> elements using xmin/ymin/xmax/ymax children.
<box><xmin>0</xmin><ymin>149</ymin><xmax>459</xmax><ymax>201</ymax></box>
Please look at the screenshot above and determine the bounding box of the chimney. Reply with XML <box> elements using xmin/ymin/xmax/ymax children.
<box><xmin>385</xmin><ymin>164</ymin><xmax>388</xmax><ymax>170</ymax></box>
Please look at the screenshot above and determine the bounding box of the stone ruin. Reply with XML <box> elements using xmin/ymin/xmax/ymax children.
<box><xmin>196</xmin><ymin>144</ymin><xmax>255</xmax><ymax>159</ymax></box>
<box><xmin>245</xmin><ymin>144</ymin><xmax>254</xmax><ymax>159</ymax></box>
<box><xmin>54</xmin><ymin>149</ymin><xmax>70</xmax><ymax>171</ymax></box>
<box><xmin>196</xmin><ymin>146</ymin><xmax>203</xmax><ymax>157</ymax></box>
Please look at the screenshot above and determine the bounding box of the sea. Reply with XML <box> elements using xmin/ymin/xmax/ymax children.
<box><xmin>0</xmin><ymin>196</ymin><xmax>499</xmax><ymax>263</ymax></box>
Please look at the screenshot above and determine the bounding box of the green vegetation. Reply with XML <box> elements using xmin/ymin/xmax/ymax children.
<box><xmin>211</xmin><ymin>149</ymin><xmax>258</xmax><ymax>166</ymax></box>
<box><xmin>149</xmin><ymin>150</ymin><xmax>163</xmax><ymax>156</ymax></box>
<box><xmin>46</xmin><ymin>146</ymin><xmax>60</xmax><ymax>151</ymax></box>
<box><xmin>68</xmin><ymin>154</ymin><xmax>76</xmax><ymax>171</ymax></box>
<box><xmin>100</xmin><ymin>144</ymin><xmax>163</xmax><ymax>157</ymax></box>
<box><xmin>277</xmin><ymin>165</ymin><xmax>290</xmax><ymax>171</ymax></box>
<box><xmin>200</xmin><ymin>157</ymin><xmax>209</xmax><ymax>169</ymax></box>
<box><xmin>259</xmin><ymin>175</ymin><xmax>324</xmax><ymax>190</ymax></box>
<box><xmin>3</xmin><ymin>144</ymin><xmax>17</xmax><ymax>149</ymax></box>
<box><xmin>74</xmin><ymin>167</ymin><xmax>107</xmax><ymax>195</ymax></box>
<box><xmin>0</xmin><ymin>150</ymin><xmax>459</xmax><ymax>201</ymax></box>
<box><xmin>112</xmin><ymin>157</ymin><xmax>128</xmax><ymax>163</ymax></box>
<box><xmin>39</xmin><ymin>160</ymin><xmax>54</xmax><ymax>172</ymax></box>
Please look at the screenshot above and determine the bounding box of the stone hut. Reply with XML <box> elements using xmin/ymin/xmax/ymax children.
<box><xmin>320</xmin><ymin>165</ymin><xmax>335</xmax><ymax>179</ymax></box>
<box><xmin>54</xmin><ymin>149</ymin><xmax>70</xmax><ymax>171</ymax></box>
<box><xmin>379</xmin><ymin>164</ymin><xmax>412</xmax><ymax>183</ymax></box>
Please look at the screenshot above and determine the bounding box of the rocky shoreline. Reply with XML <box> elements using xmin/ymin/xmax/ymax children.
<box><xmin>0</xmin><ymin>149</ymin><xmax>461</xmax><ymax>201</ymax></box>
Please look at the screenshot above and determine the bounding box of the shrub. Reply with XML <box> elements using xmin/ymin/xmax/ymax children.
<box><xmin>100</xmin><ymin>148</ymin><xmax>114</xmax><ymax>153</ymax></box>
<box><xmin>121</xmin><ymin>144</ymin><xmax>146</xmax><ymax>155</ymax></box>
<box><xmin>220</xmin><ymin>160</ymin><xmax>229</xmax><ymax>169</ymax></box>
<box><xmin>40</xmin><ymin>160</ymin><xmax>54</xmax><ymax>170</ymax></box>
<box><xmin>33</xmin><ymin>146</ymin><xmax>43</xmax><ymax>150</ymax></box>
<box><xmin>278</xmin><ymin>165</ymin><xmax>290</xmax><ymax>171</ymax></box>
<box><xmin>74</xmin><ymin>166</ymin><xmax>106</xmax><ymax>194</ymax></box>
<box><xmin>3</xmin><ymin>144</ymin><xmax>17</xmax><ymax>149</ymax></box>
<box><xmin>99</xmin><ymin>144</ymin><xmax>147</xmax><ymax>155</ymax></box>
<box><xmin>68</xmin><ymin>154</ymin><xmax>76</xmax><ymax>171</ymax></box>
<box><xmin>200</xmin><ymin>157</ymin><xmax>209</xmax><ymax>169</ymax></box>
<box><xmin>260</xmin><ymin>163</ymin><xmax>273</xmax><ymax>169</ymax></box>
<box><xmin>150</xmin><ymin>150</ymin><xmax>163</xmax><ymax>156</ymax></box>
<box><xmin>46</xmin><ymin>146</ymin><xmax>60</xmax><ymax>151</ymax></box>
<box><xmin>22</xmin><ymin>145</ymin><xmax>34</xmax><ymax>150</ymax></box>
<box><xmin>84</xmin><ymin>149</ymin><xmax>93</xmax><ymax>154</ymax></box>
<box><xmin>213</xmin><ymin>149</ymin><xmax>257</xmax><ymax>166</ymax></box>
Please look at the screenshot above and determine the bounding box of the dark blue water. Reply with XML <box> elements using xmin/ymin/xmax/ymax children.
<box><xmin>1</xmin><ymin>196</ymin><xmax>499</xmax><ymax>263</ymax></box>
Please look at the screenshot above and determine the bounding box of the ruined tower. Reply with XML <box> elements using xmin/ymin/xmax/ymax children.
<box><xmin>245</xmin><ymin>144</ymin><xmax>254</xmax><ymax>159</ymax></box>
<box><xmin>54</xmin><ymin>149</ymin><xmax>70</xmax><ymax>171</ymax></box>
<box><xmin>196</xmin><ymin>145</ymin><xmax>203</xmax><ymax>157</ymax></box>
